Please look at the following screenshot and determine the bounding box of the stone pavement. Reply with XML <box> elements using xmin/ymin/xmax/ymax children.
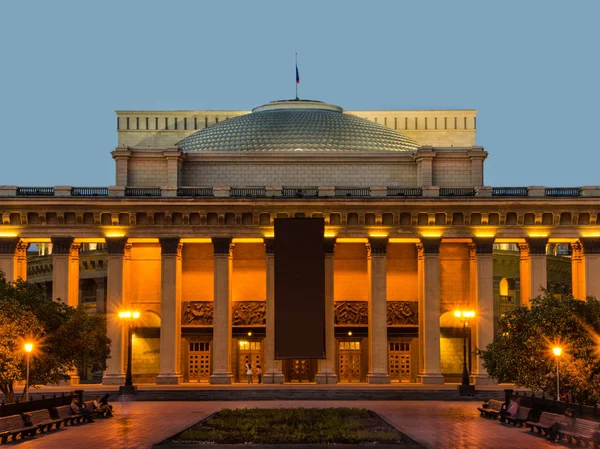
<box><xmin>13</xmin><ymin>400</ymin><xmax>558</xmax><ymax>449</ymax></box>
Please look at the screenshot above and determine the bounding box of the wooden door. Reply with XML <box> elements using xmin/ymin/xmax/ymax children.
<box><xmin>388</xmin><ymin>341</ymin><xmax>411</xmax><ymax>382</ymax></box>
<box><xmin>238</xmin><ymin>340</ymin><xmax>262</xmax><ymax>383</ymax></box>
<box><xmin>338</xmin><ymin>340</ymin><xmax>361</xmax><ymax>382</ymax></box>
<box><xmin>188</xmin><ymin>340</ymin><xmax>211</xmax><ymax>382</ymax></box>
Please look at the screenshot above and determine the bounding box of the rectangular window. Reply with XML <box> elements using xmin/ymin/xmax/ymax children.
<box><xmin>434</xmin><ymin>117</ymin><xmax>438</xmax><ymax>129</ymax></box>
<box><xmin>464</xmin><ymin>117</ymin><xmax>467</xmax><ymax>129</ymax></box>
<box><xmin>454</xmin><ymin>117</ymin><xmax>457</xmax><ymax>129</ymax></box>
<box><xmin>474</xmin><ymin>117</ymin><xmax>477</xmax><ymax>129</ymax></box>
<box><xmin>424</xmin><ymin>117</ymin><xmax>428</xmax><ymax>129</ymax></box>
<box><xmin>205</xmin><ymin>117</ymin><xmax>208</xmax><ymax>128</ymax></box>
<box><xmin>194</xmin><ymin>117</ymin><xmax>198</xmax><ymax>129</ymax></box>
<box><xmin>174</xmin><ymin>117</ymin><xmax>178</xmax><ymax>130</ymax></box>
<box><xmin>394</xmin><ymin>117</ymin><xmax>397</xmax><ymax>129</ymax></box>
<box><xmin>384</xmin><ymin>117</ymin><xmax>387</xmax><ymax>126</ymax></box>
<box><xmin>215</xmin><ymin>117</ymin><xmax>219</xmax><ymax>124</ymax></box>
<box><xmin>165</xmin><ymin>117</ymin><xmax>169</xmax><ymax>129</ymax></box>
<box><xmin>136</xmin><ymin>117</ymin><xmax>139</xmax><ymax>129</ymax></box>
<box><xmin>444</xmin><ymin>117</ymin><xmax>447</xmax><ymax>129</ymax></box>
<box><xmin>184</xmin><ymin>117</ymin><xmax>187</xmax><ymax>130</ymax></box>
<box><xmin>117</xmin><ymin>117</ymin><xmax>120</xmax><ymax>130</ymax></box>
<box><xmin>146</xmin><ymin>117</ymin><xmax>149</xmax><ymax>129</ymax></box>
<box><xmin>126</xmin><ymin>117</ymin><xmax>130</xmax><ymax>130</ymax></box>
<box><xmin>155</xmin><ymin>117</ymin><xmax>159</xmax><ymax>130</ymax></box>
<box><xmin>404</xmin><ymin>117</ymin><xmax>408</xmax><ymax>129</ymax></box>
<box><xmin>414</xmin><ymin>118</ymin><xmax>418</xmax><ymax>129</ymax></box>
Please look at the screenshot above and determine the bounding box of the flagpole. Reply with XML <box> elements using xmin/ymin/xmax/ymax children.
<box><xmin>295</xmin><ymin>53</ymin><xmax>298</xmax><ymax>100</ymax></box>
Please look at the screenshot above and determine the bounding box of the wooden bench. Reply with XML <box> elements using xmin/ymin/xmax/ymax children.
<box><xmin>556</xmin><ymin>418</ymin><xmax>600</xmax><ymax>447</ymax></box>
<box><xmin>499</xmin><ymin>400</ymin><xmax>519</xmax><ymax>423</ymax></box>
<box><xmin>27</xmin><ymin>409</ymin><xmax>64</xmax><ymax>433</ymax></box>
<box><xmin>477</xmin><ymin>399</ymin><xmax>504</xmax><ymax>419</ymax></box>
<box><xmin>526</xmin><ymin>411</ymin><xmax>568</xmax><ymax>437</ymax></box>
<box><xmin>505</xmin><ymin>406</ymin><xmax>532</xmax><ymax>427</ymax></box>
<box><xmin>0</xmin><ymin>414</ymin><xmax>37</xmax><ymax>443</ymax></box>
<box><xmin>54</xmin><ymin>405</ymin><xmax>86</xmax><ymax>425</ymax></box>
<box><xmin>84</xmin><ymin>400</ymin><xmax>110</xmax><ymax>419</ymax></box>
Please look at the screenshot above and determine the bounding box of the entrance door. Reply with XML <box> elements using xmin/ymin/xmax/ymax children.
<box><xmin>188</xmin><ymin>340</ymin><xmax>211</xmax><ymax>382</ymax></box>
<box><xmin>284</xmin><ymin>360</ymin><xmax>316</xmax><ymax>382</ymax></box>
<box><xmin>238</xmin><ymin>340</ymin><xmax>262</xmax><ymax>383</ymax></box>
<box><xmin>388</xmin><ymin>341</ymin><xmax>411</xmax><ymax>382</ymax></box>
<box><xmin>338</xmin><ymin>340</ymin><xmax>361</xmax><ymax>382</ymax></box>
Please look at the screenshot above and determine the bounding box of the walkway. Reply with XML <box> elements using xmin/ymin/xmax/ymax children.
<box><xmin>14</xmin><ymin>400</ymin><xmax>557</xmax><ymax>449</ymax></box>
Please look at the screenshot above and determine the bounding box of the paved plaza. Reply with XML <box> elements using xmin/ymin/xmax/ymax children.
<box><xmin>12</xmin><ymin>400</ymin><xmax>560</xmax><ymax>449</ymax></box>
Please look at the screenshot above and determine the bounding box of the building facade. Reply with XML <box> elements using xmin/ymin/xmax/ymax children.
<box><xmin>1</xmin><ymin>99</ymin><xmax>598</xmax><ymax>385</ymax></box>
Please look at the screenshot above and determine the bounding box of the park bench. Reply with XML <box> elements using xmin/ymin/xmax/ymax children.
<box><xmin>477</xmin><ymin>399</ymin><xmax>504</xmax><ymax>419</ymax></box>
<box><xmin>53</xmin><ymin>405</ymin><xmax>86</xmax><ymax>425</ymax></box>
<box><xmin>499</xmin><ymin>400</ymin><xmax>519</xmax><ymax>423</ymax></box>
<box><xmin>526</xmin><ymin>411</ymin><xmax>568</xmax><ymax>437</ymax></box>
<box><xmin>505</xmin><ymin>405</ymin><xmax>532</xmax><ymax>427</ymax></box>
<box><xmin>27</xmin><ymin>408</ymin><xmax>64</xmax><ymax>433</ymax></box>
<box><xmin>84</xmin><ymin>400</ymin><xmax>110</xmax><ymax>419</ymax></box>
<box><xmin>556</xmin><ymin>417</ymin><xmax>600</xmax><ymax>447</ymax></box>
<box><xmin>0</xmin><ymin>414</ymin><xmax>37</xmax><ymax>443</ymax></box>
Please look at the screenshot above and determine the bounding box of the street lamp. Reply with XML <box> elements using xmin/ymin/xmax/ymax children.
<box><xmin>454</xmin><ymin>310</ymin><xmax>475</xmax><ymax>395</ymax></box>
<box><xmin>119</xmin><ymin>310</ymin><xmax>140</xmax><ymax>395</ymax></box>
<box><xmin>24</xmin><ymin>342</ymin><xmax>33</xmax><ymax>401</ymax></box>
<box><xmin>553</xmin><ymin>346</ymin><xmax>562</xmax><ymax>401</ymax></box>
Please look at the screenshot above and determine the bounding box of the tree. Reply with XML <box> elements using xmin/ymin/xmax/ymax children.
<box><xmin>480</xmin><ymin>291</ymin><xmax>600</xmax><ymax>402</ymax></box>
<box><xmin>0</xmin><ymin>272</ymin><xmax>111</xmax><ymax>402</ymax></box>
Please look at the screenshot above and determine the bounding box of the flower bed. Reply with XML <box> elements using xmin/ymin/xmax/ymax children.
<box><xmin>170</xmin><ymin>408</ymin><xmax>420</xmax><ymax>445</ymax></box>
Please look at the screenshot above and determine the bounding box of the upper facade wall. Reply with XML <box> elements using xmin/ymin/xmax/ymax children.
<box><xmin>116</xmin><ymin>109</ymin><xmax>477</xmax><ymax>148</ymax></box>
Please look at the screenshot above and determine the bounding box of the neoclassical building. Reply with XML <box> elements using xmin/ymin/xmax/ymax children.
<box><xmin>1</xmin><ymin>99</ymin><xmax>598</xmax><ymax>385</ymax></box>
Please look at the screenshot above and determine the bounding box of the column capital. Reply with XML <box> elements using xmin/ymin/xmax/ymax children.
<box><xmin>212</xmin><ymin>237</ymin><xmax>233</xmax><ymax>254</ymax></box>
<box><xmin>0</xmin><ymin>237</ymin><xmax>19</xmax><ymax>255</ymax></box>
<box><xmin>525</xmin><ymin>237</ymin><xmax>548</xmax><ymax>255</ymax></box>
<box><xmin>324</xmin><ymin>237</ymin><xmax>336</xmax><ymax>254</ymax></box>
<box><xmin>420</xmin><ymin>237</ymin><xmax>441</xmax><ymax>254</ymax></box>
<box><xmin>51</xmin><ymin>237</ymin><xmax>75</xmax><ymax>255</ymax></box>
<box><xmin>367</xmin><ymin>237</ymin><xmax>388</xmax><ymax>255</ymax></box>
<box><xmin>159</xmin><ymin>237</ymin><xmax>182</xmax><ymax>256</ymax></box>
<box><xmin>471</xmin><ymin>237</ymin><xmax>495</xmax><ymax>254</ymax></box>
<box><xmin>264</xmin><ymin>237</ymin><xmax>275</xmax><ymax>254</ymax></box>
<box><xmin>580</xmin><ymin>238</ymin><xmax>600</xmax><ymax>255</ymax></box>
<box><xmin>106</xmin><ymin>237</ymin><xmax>128</xmax><ymax>255</ymax></box>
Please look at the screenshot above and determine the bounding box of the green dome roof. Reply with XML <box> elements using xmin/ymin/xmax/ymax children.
<box><xmin>177</xmin><ymin>100</ymin><xmax>419</xmax><ymax>153</ymax></box>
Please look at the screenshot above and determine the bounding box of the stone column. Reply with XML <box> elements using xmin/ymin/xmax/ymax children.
<box><xmin>51</xmin><ymin>237</ymin><xmax>80</xmax><ymax>308</ymax></box>
<box><xmin>367</xmin><ymin>237</ymin><xmax>390</xmax><ymax>384</ymax></box>
<box><xmin>519</xmin><ymin>237</ymin><xmax>548</xmax><ymax>307</ymax></box>
<box><xmin>470</xmin><ymin>238</ymin><xmax>496</xmax><ymax>385</ymax></box>
<box><xmin>102</xmin><ymin>238</ymin><xmax>130</xmax><ymax>385</ymax></box>
<box><xmin>417</xmin><ymin>244</ymin><xmax>425</xmax><ymax>375</ymax></box>
<box><xmin>210</xmin><ymin>237</ymin><xmax>233</xmax><ymax>384</ymax></box>
<box><xmin>571</xmin><ymin>242</ymin><xmax>583</xmax><ymax>300</ymax></box>
<box><xmin>316</xmin><ymin>237</ymin><xmax>338</xmax><ymax>384</ymax></box>
<box><xmin>580</xmin><ymin>238</ymin><xmax>600</xmax><ymax>298</ymax></box>
<box><xmin>0</xmin><ymin>238</ymin><xmax>28</xmax><ymax>281</ymax></box>
<box><xmin>157</xmin><ymin>238</ymin><xmax>183</xmax><ymax>384</ymax></box>
<box><xmin>263</xmin><ymin>238</ymin><xmax>284</xmax><ymax>383</ymax></box>
<box><xmin>417</xmin><ymin>238</ymin><xmax>444</xmax><ymax>384</ymax></box>
<box><xmin>95</xmin><ymin>277</ymin><xmax>106</xmax><ymax>314</ymax></box>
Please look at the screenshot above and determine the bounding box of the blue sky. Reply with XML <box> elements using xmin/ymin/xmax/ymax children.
<box><xmin>0</xmin><ymin>0</ymin><xmax>598</xmax><ymax>187</ymax></box>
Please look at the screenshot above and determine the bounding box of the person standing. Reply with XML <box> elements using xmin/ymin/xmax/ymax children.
<box><xmin>245</xmin><ymin>362</ymin><xmax>253</xmax><ymax>383</ymax></box>
<box><xmin>257</xmin><ymin>365</ymin><xmax>262</xmax><ymax>383</ymax></box>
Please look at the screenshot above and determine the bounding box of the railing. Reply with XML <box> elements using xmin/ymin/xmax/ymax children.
<box><xmin>545</xmin><ymin>187</ymin><xmax>581</xmax><ymax>197</ymax></box>
<box><xmin>335</xmin><ymin>187</ymin><xmax>371</xmax><ymax>197</ymax></box>
<box><xmin>439</xmin><ymin>188</ymin><xmax>476</xmax><ymax>197</ymax></box>
<box><xmin>282</xmin><ymin>187</ymin><xmax>319</xmax><ymax>198</ymax></box>
<box><xmin>71</xmin><ymin>187</ymin><xmax>109</xmax><ymax>197</ymax></box>
<box><xmin>125</xmin><ymin>187</ymin><xmax>162</xmax><ymax>197</ymax></box>
<box><xmin>492</xmin><ymin>187</ymin><xmax>528</xmax><ymax>197</ymax></box>
<box><xmin>16</xmin><ymin>187</ymin><xmax>55</xmax><ymax>196</ymax></box>
<box><xmin>177</xmin><ymin>187</ymin><xmax>214</xmax><ymax>197</ymax></box>
<box><xmin>230</xmin><ymin>187</ymin><xmax>267</xmax><ymax>198</ymax></box>
<box><xmin>386</xmin><ymin>187</ymin><xmax>423</xmax><ymax>197</ymax></box>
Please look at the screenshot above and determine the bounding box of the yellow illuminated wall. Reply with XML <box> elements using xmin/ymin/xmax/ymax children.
<box><xmin>334</xmin><ymin>243</ymin><xmax>368</xmax><ymax>300</ymax></box>
<box><xmin>232</xmin><ymin>243</ymin><xmax>266</xmax><ymax>301</ymax></box>
<box><xmin>439</xmin><ymin>243</ymin><xmax>470</xmax><ymax>312</ymax></box>
<box><xmin>130</xmin><ymin>243</ymin><xmax>161</xmax><ymax>303</ymax></box>
<box><xmin>182</xmin><ymin>243</ymin><xmax>214</xmax><ymax>301</ymax></box>
<box><xmin>386</xmin><ymin>243</ymin><xmax>418</xmax><ymax>301</ymax></box>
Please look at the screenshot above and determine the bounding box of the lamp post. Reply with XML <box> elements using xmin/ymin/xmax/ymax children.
<box><xmin>24</xmin><ymin>343</ymin><xmax>33</xmax><ymax>401</ymax></box>
<box><xmin>118</xmin><ymin>311</ymin><xmax>140</xmax><ymax>395</ymax></box>
<box><xmin>454</xmin><ymin>310</ymin><xmax>475</xmax><ymax>395</ymax></box>
<box><xmin>553</xmin><ymin>346</ymin><xmax>562</xmax><ymax>401</ymax></box>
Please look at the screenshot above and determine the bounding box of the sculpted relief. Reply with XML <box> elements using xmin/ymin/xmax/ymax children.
<box><xmin>334</xmin><ymin>301</ymin><xmax>368</xmax><ymax>325</ymax></box>
<box><xmin>387</xmin><ymin>301</ymin><xmax>418</xmax><ymax>325</ymax></box>
<box><xmin>232</xmin><ymin>301</ymin><xmax>266</xmax><ymax>326</ymax></box>
<box><xmin>182</xmin><ymin>301</ymin><xmax>214</xmax><ymax>325</ymax></box>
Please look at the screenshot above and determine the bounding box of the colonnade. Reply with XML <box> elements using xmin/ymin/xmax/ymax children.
<box><xmin>1</xmin><ymin>235</ymin><xmax>600</xmax><ymax>385</ymax></box>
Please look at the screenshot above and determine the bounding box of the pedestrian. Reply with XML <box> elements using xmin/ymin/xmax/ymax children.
<box><xmin>245</xmin><ymin>362</ymin><xmax>253</xmax><ymax>383</ymax></box>
<box><xmin>257</xmin><ymin>365</ymin><xmax>262</xmax><ymax>383</ymax></box>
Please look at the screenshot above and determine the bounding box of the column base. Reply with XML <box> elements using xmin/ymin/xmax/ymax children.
<box><xmin>210</xmin><ymin>373</ymin><xmax>233</xmax><ymax>384</ymax></box>
<box><xmin>156</xmin><ymin>374</ymin><xmax>183</xmax><ymax>385</ymax></box>
<box><xmin>262</xmin><ymin>372</ymin><xmax>285</xmax><ymax>384</ymax></box>
<box><xmin>102</xmin><ymin>374</ymin><xmax>125</xmax><ymax>385</ymax></box>
<box><xmin>418</xmin><ymin>373</ymin><xmax>445</xmax><ymax>384</ymax></box>
<box><xmin>471</xmin><ymin>374</ymin><xmax>498</xmax><ymax>385</ymax></box>
<box><xmin>367</xmin><ymin>373</ymin><xmax>390</xmax><ymax>384</ymax></box>
<box><xmin>315</xmin><ymin>373</ymin><xmax>338</xmax><ymax>384</ymax></box>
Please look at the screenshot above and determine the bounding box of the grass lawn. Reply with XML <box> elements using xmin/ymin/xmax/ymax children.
<box><xmin>173</xmin><ymin>408</ymin><xmax>420</xmax><ymax>445</ymax></box>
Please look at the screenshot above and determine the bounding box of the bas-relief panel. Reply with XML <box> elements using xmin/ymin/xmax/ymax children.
<box><xmin>182</xmin><ymin>301</ymin><xmax>266</xmax><ymax>326</ymax></box>
<box><xmin>182</xmin><ymin>301</ymin><xmax>214</xmax><ymax>325</ymax></box>
<box><xmin>333</xmin><ymin>301</ymin><xmax>418</xmax><ymax>326</ymax></box>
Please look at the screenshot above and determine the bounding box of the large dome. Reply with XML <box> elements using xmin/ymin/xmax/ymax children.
<box><xmin>177</xmin><ymin>100</ymin><xmax>419</xmax><ymax>153</ymax></box>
